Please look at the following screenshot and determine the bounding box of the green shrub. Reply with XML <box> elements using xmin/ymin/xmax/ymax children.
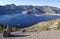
<box><xmin>57</xmin><ymin>22</ymin><xmax>60</xmax><ymax>29</ymax></box>
<box><xmin>22</xmin><ymin>29</ymin><xmax>26</xmax><ymax>32</ymax></box>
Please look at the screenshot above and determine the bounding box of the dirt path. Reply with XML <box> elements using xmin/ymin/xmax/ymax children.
<box><xmin>0</xmin><ymin>30</ymin><xmax>60</xmax><ymax>39</ymax></box>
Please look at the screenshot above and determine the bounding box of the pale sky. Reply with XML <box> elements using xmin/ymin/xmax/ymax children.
<box><xmin>0</xmin><ymin>0</ymin><xmax>60</xmax><ymax>8</ymax></box>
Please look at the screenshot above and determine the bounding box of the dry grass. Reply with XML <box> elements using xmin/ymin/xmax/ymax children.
<box><xmin>19</xmin><ymin>18</ymin><xmax>60</xmax><ymax>32</ymax></box>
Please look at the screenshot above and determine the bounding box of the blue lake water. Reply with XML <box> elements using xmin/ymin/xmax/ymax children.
<box><xmin>0</xmin><ymin>13</ymin><xmax>60</xmax><ymax>28</ymax></box>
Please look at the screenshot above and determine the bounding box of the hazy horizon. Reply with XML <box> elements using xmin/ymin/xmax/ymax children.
<box><xmin>0</xmin><ymin>0</ymin><xmax>60</xmax><ymax>8</ymax></box>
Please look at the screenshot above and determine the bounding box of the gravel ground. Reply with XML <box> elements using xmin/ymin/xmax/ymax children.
<box><xmin>0</xmin><ymin>30</ymin><xmax>60</xmax><ymax>39</ymax></box>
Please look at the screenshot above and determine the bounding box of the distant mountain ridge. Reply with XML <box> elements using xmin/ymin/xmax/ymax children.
<box><xmin>0</xmin><ymin>4</ymin><xmax>60</xmax><ymax>15</ymax></box>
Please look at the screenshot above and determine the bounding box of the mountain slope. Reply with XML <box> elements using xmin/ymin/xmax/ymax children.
<box><xmin>20</xmin><ymin>18</ymin><xmax>60</xmax><ymax>32</ymax></box>
<box><xmin>0</xmin><ymin>4</ymin><xmax>60</xmax><ymax>15</ymax></box>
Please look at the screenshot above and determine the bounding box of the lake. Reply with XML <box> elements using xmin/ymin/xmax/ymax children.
<box><xmin>0</xmin><ymin>13</ymin><xmax>60</xmax><ymax>28</ymax></box>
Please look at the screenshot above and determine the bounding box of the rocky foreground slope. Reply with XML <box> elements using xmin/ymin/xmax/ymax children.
<box><xmin>20</xmin><ymin>18</ymin><xmax>60</xmax><ymax>32</ymax></box>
